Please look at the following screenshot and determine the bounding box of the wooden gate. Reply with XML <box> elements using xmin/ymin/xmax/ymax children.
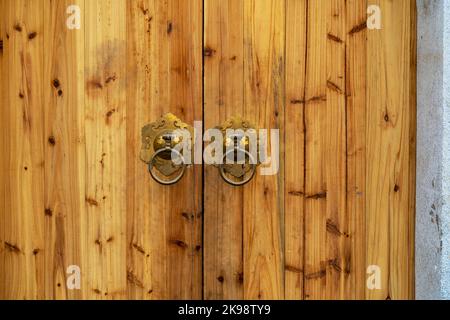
<box><xmin>0</xmin><ymin>0</ymin><xmax>416</xmax><ymax>300</ymax></box>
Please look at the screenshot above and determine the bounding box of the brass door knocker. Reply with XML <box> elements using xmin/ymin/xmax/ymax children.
<box><xmin>215</xmin><ymin>116</ymin><xmax>259</xmax><ymax>186</ymax></box>
<box><xmin>140</xmin><ymin>113</ymin><xmax>193</xmax><ymax>185</ymax></box>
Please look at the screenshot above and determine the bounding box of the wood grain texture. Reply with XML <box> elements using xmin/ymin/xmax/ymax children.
<box><xmin>84</xmin><ymin>0</ymin><xmax>127</xmax><ymax>299</ymax></box>
<box><xmin>345</xmin><ymin>0</ymin><xmax>367</xmax><ymax>300</ymax></box>
<box><xmin>43</xmin><ymin>0</ymin><xmax>85</xmax><ymax>300</ymax></box>
<box><xmin>0</xmin><ymin>0</ymin><xmax>45</xmax><ymax>300</ymax></box>
<box><xmin>203</xmin><ymin>0</ymin><xmax>244</xmax><ymax>300</ymax></box>
<box><xmin>303</xmin><ymin>0</ymin><xmax>328</xmax><ymax>300</ymax></box>
<box><xmin>165</xmin><ymin>0</ymin><xmax>203</xmax><ymax>299</ymax></box>
<box><xmin>126</xmin><ymin>0</ymin><xmax>202</xmax><ymax>300</ymax></box>
<box><xmin>284</xmin><ymin>0</ymin><xmax>306</xmax><ymax>300</ymax></box>
<box><xmin>0</xmin><ymin>0</ymin><xmax>416</xmax><ymax>300</ymax></box>
<box><xmin>366</xmin><ymin>0</ymin><xmax>416</xmax><ymax>300</ymax></box>
<box><xmin>325</xmin><ymin>0</ymin><xmax>348</xmax><ymax>299</ymax></box>
<box><xmin>243</xmin><ymin>0</ymin><xmax>285</xmax><ymax>300</ymax></box>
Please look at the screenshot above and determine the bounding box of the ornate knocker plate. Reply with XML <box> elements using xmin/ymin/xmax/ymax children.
<box><xmin>215</xmin><ymin>116</ymin><xmax>259</xmax><ymax>186</ymax></box>
<box><xmin>140</xmin><ymin>113</ymin><xmax>193</xmax><ymax>185</ymax></box>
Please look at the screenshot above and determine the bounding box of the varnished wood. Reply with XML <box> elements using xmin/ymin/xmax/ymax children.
<box><xmin>0</xmin><ymin>0</ymin><xmax>416</xmax><ymax>300</ymax></box>
<box><xmin>203</xmin><ymin>0</ymin><xmax>245</xmax><ymax>300</ymax></box>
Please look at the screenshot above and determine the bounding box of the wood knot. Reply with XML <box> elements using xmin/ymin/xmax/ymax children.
<box><xmin>28</xmin><ymin>32</ymin><xmax>37</xmax><ymax>40</ymax></box>
<box><xmin>48</xmin><ymin>136</ymin><xmax>56</xmax><ymax>146</ymax></box>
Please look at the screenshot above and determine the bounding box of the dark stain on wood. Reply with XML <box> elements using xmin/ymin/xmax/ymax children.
<box><xmin>169</xmin><ymin>239</ymin><xmax>187</xmax><ymax>249</ymax></box>
<box><xmin>349</xmin><ymin>21</ymin><xmax>367</xmax><ymax>35</ymax></box>
<box><xmin>327</xmin><ymin>33</ymin><xmax>343</xmax><ymax>43</ymax></box>
<box><xmin>4</xmin><ymin>241</ymin><xmax>21</xmax><ymax>253</ymax></box>
<box><xmin>0</xmin><ymin>39</ymin><xmax>3</xmax><ymax>54</ymax></box>
<box><xmin>285</xmin><ymin>265</ymin><xmax>303</xmax><ymax>274</ymax></box>
<box><xmin>45</xmin><ymin>208</ymin><xmax>53</xmax><ymax>217</ymax></box>
<box><xmin>28</xmin><ymin>32</ymin><xmax>37</xmax><ymax>40</ymax></box>
<box><xmin>48</xmin><ymin>136</ymin><xmax>56</xmax><ymax>146</ymax></box>
<box><xmin>288</xmin><ymin>191</ymin><xmax>304</xmax><ymax>196</ymax></box>
<box><xmin>132</xmin><ymin>243</ymin><xmax>146</xmax><ymax>255</ymax></box>
<box><xmin>181</xmin><ymin>212</ymin><xmax>192</xmax><ymax>221</ymax></box>
<box><xmin>394</xmin><ymin>184</ymin><xmax>400</xmax><ymax>192</ymax></box>
<box><xmin>290</xmin><ymin>99</ymin><xmax>304</xmax><ymax>104</ymax></box>
<box><xmin>105</xmin><ymin>109</ymin><xmax>116</xmax><ymax>124</ymax></box>
<box><xmin>105</xmin><ymin>74</ymin><xmax>117</xmax><ymax>84</ymax></box>
<box><xmin>87</xmin><ymin>79</ymin><xmax>103</xmax><ymax>90</ymax></box>
<box><xmin>14</xmin><ymin>24</ymin><xmax>22</xmax><ymax>32</ymax></box>
<box><xmin>33</xmin><ymin>248</ymin><xmax>40</xmax><ymax>255</ymax></box>
<box><xmin>52</xmin><ymin>79</ymin><xmax>60</xmax><ymax>88</ymax></box>
<box><xmin>100</xmin><ymin>152</ymin><xmax>106</xmax><ymax>168</ymax></box>
<box><xmin>326</xmin><ymin>219</ymin><xmax>343</xmax><ymax>237</ymax></box>
<box><xmin>85</xmin><ymin>197</ymin><xmax>99</xmax><ymax>206</ymax></box>
<box><xmin>327</xmin><ymin>80</ymin><xmax>343</xmax><ymax>94</ymax></box>
<box><xmin>203</xmin><ymin>47</ymin><xmax>216</xmax><ymax>57</ymax></box>
<box><xmin>19</xmin><ymin>92</ymin><xmax>24</xmax><ymax>99</ymax></box>
<box><xmin>305</xmin><ymin>269</ymin><xmax>326</xmax><ymax>280</ymax></box>
<box><xmin>167</xmin><ymin>21</ymin><xmax>172</xmax><ymax>34</ymax></box>
<box><xmin>328</xmin><ymin>259</ymin><xmax>342</xmax><ymax>273</ymax></box>
<box><xmin>306</xmin><ymin>191</ymin><xmax>327</xmax><ymax>200</ymax></box>
<box><xmin>127</xmin><ymin>270</ymin><xmax>144</xmax><ymax>288</ymax></box>
<box><xmin>217</xmin><ymin>275</ymin><xmax>224</xmax><ymax>283</ymax></box>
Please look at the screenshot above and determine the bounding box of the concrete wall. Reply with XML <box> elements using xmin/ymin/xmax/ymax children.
<box><xmin>416</xmin><ymin>0</ymin><xmax>450</xmax><ymax>300</ymax></box>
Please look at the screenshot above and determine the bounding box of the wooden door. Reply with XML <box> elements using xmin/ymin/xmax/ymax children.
<box><xmin>0</xmin><ymin>0</ymin><xmax>416</xmax><ymax>300</ymax></box>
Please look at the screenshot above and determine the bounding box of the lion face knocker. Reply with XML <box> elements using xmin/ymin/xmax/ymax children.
<box><xmin>140</xmin><ymin>113</ymin><xmax>193</xmax><ymax>185</ymax></box>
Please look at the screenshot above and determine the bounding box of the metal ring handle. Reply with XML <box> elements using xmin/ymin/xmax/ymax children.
<box><xmin>219</xmin><ymin>148</ymin><xmax>257</xmax><ymax>186</ymax></box>
<box><xmin>148</xmin><ymin>147</ymin><xmax>186</xmax><ymax>185</ymax></box>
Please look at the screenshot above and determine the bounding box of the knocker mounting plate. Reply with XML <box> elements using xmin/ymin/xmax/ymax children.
<box><xmin>140</xmin><ymin>113</ymin><xmax>193</xmax><ymax>185</ymax></box>
<box><xmin>216</xmin><ymin>116</ymin><xmax>259</xmax><ymax>186</ymax></box>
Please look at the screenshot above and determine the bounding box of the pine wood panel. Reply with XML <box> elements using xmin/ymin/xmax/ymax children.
<box><xmin>242</xmin><ymin>0</ymin><xmax>285</xmax><ymax>300</ymax></box>
<box><xmin>83</xmin><ymin>0</ymin><xmax>128</xmax><ymax>299</ymax></box>
<box><xmin>345</xmin><ymin>0</ymin><xmax>367</xmax><ymax>300</ymax></box>
<box><xmin>203</xmin><ymin>0</ymin><xmax>245</xmax><ymax>300</ymax></box>
<box><xmin>0</xmin><ymin>0</ymin><xmax>45</xmax><ymax>299</ymax></box>
<box><xmin>284</xmin><ymin>0</ymin><xmax>307</xmax><ymax>300</ymax></box>
<box><xmin>303</xmin><ymin>0</ymin><xmax>328</xmax><ymax>300</ymax></box>
<box><xmin>366</xmin><ymin>0</ymin><xmax>416</xmax><ymax>300</ymax></box>
<box><xmin>0</xmin><ymin>0</ymin><xmax>416</xmax><ymax>300</ymax></box>
<box><xmin>43</xmin><ymin>0</ymin><xmax>85</xmax><ymax>300</ymax></box>
<box><xmin>126</xmin><ymin>0</ymin><xmax>202</xmax><ymax>300</ymax></box>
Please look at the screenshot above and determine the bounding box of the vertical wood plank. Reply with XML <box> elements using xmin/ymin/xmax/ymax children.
<box><xmin>303</xmin><ymin>0</ymin><xmax>328</xmax><ymax>300</ymax></box>
<box><xmin>203</xmin><ymin>0</ymin><xmax>245</xmax><ymax>300</ymax></box>
<box><xmin>284</xmin><ymin>0</ymin><xmax>306</xmax><ymax>300</ymax></box>
<box><xmin>408</xmin><ymin>0</ymin><xmax>417</xmax><ymax>300</ymax></box>
<box><xmin>84</xmin><ymin>0</ymin><xmax>127</xmax><ymax>299</ymax></box>
<box><xmin>325</xmin><ymin>0</ymin><xmax>348</xmax><ymax>299</ymax></box>
<box><xmin>126</xmin><ymin>0</ymin><xmax>164</xmax><ymax>300</ymax></box>
<box><xmin>366</xmin><ymin>0</ymin><xmax>415</xmax><ymax>300</ymax></box>
<box><xmin>126</xmin><ymin>0</ymin><xmax>202</xmax><ymax>300</ymax></box>
<box><xmin>243</xmin><ymin>0</ymin><xmax>285</xmax><ymax>300</ymax></box>
<box><xmin>43</xmin><ymin>0</ymin><xmax>85</xmax><ymax>300</ymax></box>
<box><xmin>165</xmin><ymin>0</ymin><xmax>203</xmax><ymax>299</ymax></box>
<box><xmin>0</xmin><ymin>0</ymin><xmax>45</xmax><ymax>299</ymax></box>
<box><xmin>345</xmin><ymin>0</ymin><xmax>367</xmax><ymax>299</ymax></box>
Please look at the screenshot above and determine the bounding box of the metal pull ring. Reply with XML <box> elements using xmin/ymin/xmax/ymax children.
<box><xmin>219</xmin><ymin>147</ymin><xmax>257</xmax><ymax>186</ymax></box>
<box><xmin>148</xmin><ymin>147</ymin><xmax>186</xmax><ymax>185</ymax></box>
<box><xmin>140</xmin><ymin>113</ymin><xmax>193</xmax><ymax>186</ymax></box>
<box><xmin>215</xmin><ymin>116</ymin><xmax>260</xmax><ymax>186</ymax></box>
